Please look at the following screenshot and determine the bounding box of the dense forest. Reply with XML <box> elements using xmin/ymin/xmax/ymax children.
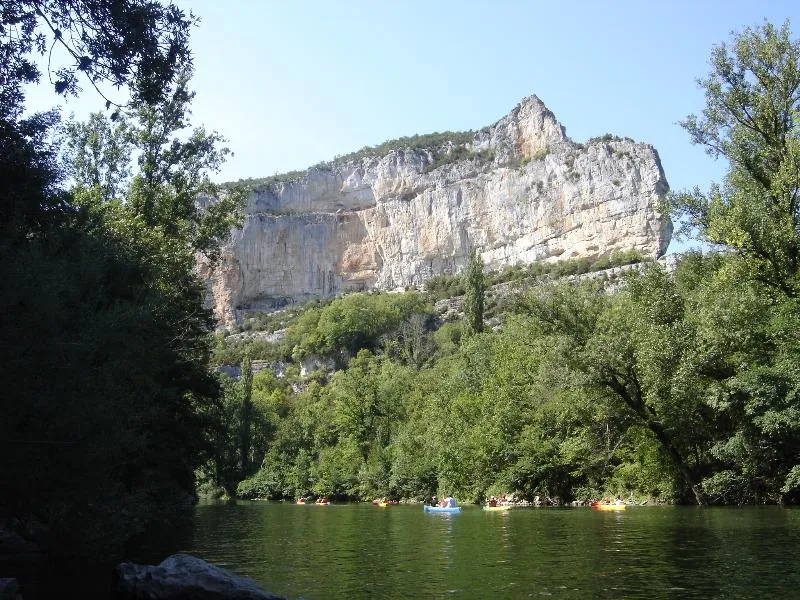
<box><xmin>1</xmin><ymin>0</ymin><xmax>799</xmax><ymax>570</ymax></box>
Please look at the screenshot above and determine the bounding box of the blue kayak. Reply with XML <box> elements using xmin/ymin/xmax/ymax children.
<box><xmin>424</xmin><ymin>505</ymin><xmax>462</xmax><ymax>513</ymax></box>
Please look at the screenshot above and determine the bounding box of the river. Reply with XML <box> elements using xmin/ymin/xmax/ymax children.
<box><xmin>132</xmin><ymin>502</ymin><xmax>800</xmax><ymax>599</ymax></box>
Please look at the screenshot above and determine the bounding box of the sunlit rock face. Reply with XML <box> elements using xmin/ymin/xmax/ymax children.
<box><xmin>200</xmin><ymin>95</ymin><xmax>671</xmax><ymax>326</ymax></box>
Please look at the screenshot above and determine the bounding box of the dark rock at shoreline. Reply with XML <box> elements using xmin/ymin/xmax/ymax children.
<box><xmin>115</xmin><ymin>553</ymin><xmax>285</xmax><ymax>599</ymax></box>
<box><xmin>0</xmin><ymin>578</ymin><xmax>22</xmax><ymax>600</ymax></box>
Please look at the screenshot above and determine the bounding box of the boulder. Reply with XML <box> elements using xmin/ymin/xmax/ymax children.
<box><xmin>115</xmin><ymin>554</ymin><xmax>285</xmax><ymax>599</ymax></box>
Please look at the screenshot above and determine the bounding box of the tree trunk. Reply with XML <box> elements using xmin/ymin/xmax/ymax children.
<box><xmin>606</xmin><ymin>375</ymin><xmax>706</xmax><ymax>505</ymax></box>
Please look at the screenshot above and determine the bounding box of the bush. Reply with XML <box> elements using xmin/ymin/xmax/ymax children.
<box><xmin>237</xmin><ymin>468</ymin><xmax>281</xmax><ymax>500</ymax></box>
<box><xmin>425</xmin><ymin>273</ymin><xmax>465</xmax><ymax>301</ymax></box>
<box><xmin>532</xmin><ymin>147</ymin><xmax>549</xmax><ymax>160</ymax></box>
<box><xmin>425</xmin><ymin>147</ymin><xmax>494</xmax><ymax>173</ymax></box>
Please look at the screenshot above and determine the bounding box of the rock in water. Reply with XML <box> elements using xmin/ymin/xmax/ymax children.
<box><xmin>116</xmin><ymin>554</ymin><xmax>285</xmax><ymax>599</ymax></box>
<box><xmin>201</xmin><ymin>95</ymin><xmax>671</xmax><ymax>326</ymax></box>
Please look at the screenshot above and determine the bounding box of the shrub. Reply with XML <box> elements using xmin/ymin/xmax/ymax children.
<box><xmin>532</xmin><ymin>147</ymin><xmax>549</xmax><ymax>160</ymax></box>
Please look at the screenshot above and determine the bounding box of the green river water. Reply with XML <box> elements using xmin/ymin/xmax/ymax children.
<box><xmin>134</xmin><ymin>502</ymin><xmax>800</xmax><ymax>599</ymax></box>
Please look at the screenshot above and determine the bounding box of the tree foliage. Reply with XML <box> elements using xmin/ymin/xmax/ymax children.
<box><xmin>1</xmin><ymin>0</ymin><xmax>195</xmax><ymax>119</ymax></box>
<box><xmin>0</xmin><ymin>0</ymin><xmax>249</xmax><ymax>564</ymax></box>
<box><xmin>673</xmin><ymin>20</ymin><xmax>800</xmax><ymax>298</ymax></box>
<box><xmin>463</xmin><ymin>248</ymin><xmax>485</xmax><ymax>334</ymax></box>
<box><xmin>669</xmin><ymin>20</ymin><xmax>800</xmax><ymax>503</ymax></box>
<box><xmin>64</xmin><ymin>112</ymin><xmax>133</xmax><ymax>200</ymax></box>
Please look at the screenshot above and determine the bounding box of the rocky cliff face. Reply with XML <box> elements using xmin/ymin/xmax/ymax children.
<box><xmin>201</xmin><ymin>95</ymin><xmax>671</xmax><ymax>326</ymax></box>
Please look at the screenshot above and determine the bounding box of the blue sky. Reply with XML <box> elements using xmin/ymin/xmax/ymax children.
<box><xmin>24</xmin><ymin>1</ymin><xmax>800</xmax><ymax>252</ymax></box>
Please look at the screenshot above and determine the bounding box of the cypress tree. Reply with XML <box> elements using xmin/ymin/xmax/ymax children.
<box><xmin>463</xmin><ymin>247</ymin><xmax>485</xmax><ymax>334</ymax></box>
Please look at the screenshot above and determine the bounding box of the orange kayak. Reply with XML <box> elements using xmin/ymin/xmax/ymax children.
<box><xmin>591</xmin><ymin>503</ymin><xmax>626</xmax><ymax>511</ymax></box>
<box><xmin>374</xmin><ymin>499</ymin><xmax>398</xmax><ymax>507</ymax></box>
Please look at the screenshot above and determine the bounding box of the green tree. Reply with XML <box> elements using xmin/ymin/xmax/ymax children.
<box><xmin>516</xmin><ymin>274</ymin><xmax>709</xmax><ymax>504</ymax></box>
<box><xmin>1</xmin><ymin>0</ymin><xmax>194</xmax><ymax>121</ymax></box>
<box><xmin>673</xmin><ymin>20</ymin><xmax>800</xmax><ymax>298</ymax></box>
<box><xmin>670</xmin><ymin>20</ymin><xmax>800</xmax><ymax>503</ymax></box>
<box><xmin>682</xmin><ymin>255</ymin><xmax>800</xmax><ymax>503</ymax></box>
<box><xmin>0</xmin><ymin>0</ymin><xmax>252</xmax><ymax>563</ymax></box>
<box><xmin>463</xmin><ymin>247</ymin><xmax>485</xmax><ymax>334</ymax></box>
<box><xmin>127</xmin><ymin>69</ymin><xmax>246</xmax><ymax>258</ymax></box>
<box><xmin>63</xmin><ymin>69</ymin><xmax>246</xmax><ymax>260</ymax></box>
<box><xmin>239</xmin><ymin>353</ymin><xmax>254</xmax><ymax>478</ymax></box>
<box><xmin>64</xmin><ymin>112</ymin><xmax>133</xmax><ymax>201</ymax></box>
<box><xmin>331</xmin><ymin>350</ymin><xmax>385</xmax><ymax>461</ymax></box>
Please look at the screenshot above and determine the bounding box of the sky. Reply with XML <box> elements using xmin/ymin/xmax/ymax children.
<box><xmin>23</xmin><ymin>1</ymin><xmax>800</xmax><ymax>253</ymax></box>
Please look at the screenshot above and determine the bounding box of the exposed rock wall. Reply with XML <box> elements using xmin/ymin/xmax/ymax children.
<box><xmin>201</xmin><ymin>95</ymin><xmax>671</xmax><ymax>326</ymax></box>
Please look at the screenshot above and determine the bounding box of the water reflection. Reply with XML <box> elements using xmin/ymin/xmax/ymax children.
<box><xmin>130</xmin><ymin>504</ymin><xmax>800</xmax><ymax>599</ymax></box>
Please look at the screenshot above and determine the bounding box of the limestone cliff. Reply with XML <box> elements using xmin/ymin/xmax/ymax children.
<box><xmin>201</xmin><ymin>95</ymin><xmax>671</xmax><ymax>326</ymax></box>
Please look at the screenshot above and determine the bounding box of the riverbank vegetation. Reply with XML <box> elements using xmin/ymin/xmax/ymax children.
<box><xmin>215</xmin><ymin>250</ymin><xmax>799</xmax><ymax>507</ymax></box>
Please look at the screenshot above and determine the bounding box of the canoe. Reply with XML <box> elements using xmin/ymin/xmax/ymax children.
<box><xmin>483</xmin><ymin>505</ymin><xmax>512</xmax><ymax>511</ymax></box>
<box><xmin>424</xmin><ymin>505</ymin><xmax>462</xmax><ymax>513</ymax></box>
<box><xmin>592</xmin><ymin>503</ymin><xmax>626</xmax><ymax>511</ymax></box>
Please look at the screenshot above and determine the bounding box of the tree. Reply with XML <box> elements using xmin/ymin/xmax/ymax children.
<box><xmin>239</xmin><ymin>352</ymin><xmax>254</xmax><ymax>478</ymax></box>
<box><xmin>127</xmin><ymin>68</ymin><xmax>246</xmax><ymax>259</ymax></box>
<box><xmin>463</xmin><ymin>247</ymin><xmax>485</xmax><ymax>334</ymax></box>
<box><xmin>0</xmin><ymin>0</ymin><xmax>253</xmax><ymax>564</ymax></box>
<box><xmin>516</xmin><ymin>274</ymin><xmax>710</xmax><ymax>504</ymax></box>
<box><xmin>670</xmin><ymin>20</ymin><xmax>800</xmax><ymax>504</ymax></box>
<box><xmin>62</xmin><ymin>69</ymin><xmax>246</xmax><ymax>259</ymax></box>
<box><xmin>64</xmin><ymin>112</ymin><xmax>133</xmax><ymax>200</ymax></box>
<box><xmin>672</xmin><ymin>20</ymin><xmax>800</xmax><ymax>298</ymax></box>
<box><xmin>1</xmin><ymin>0</ymin><xmax>195</xmax><ymax>121</ymax></box>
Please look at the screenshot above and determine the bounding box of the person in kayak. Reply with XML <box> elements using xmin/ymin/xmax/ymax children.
<box><xmin>488</xmin><ymin>496</ymin><xmax>498</xmax><ymax>507</ymax></box>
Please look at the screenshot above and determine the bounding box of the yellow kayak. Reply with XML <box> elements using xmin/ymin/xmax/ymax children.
<box><xmin>592</xmin><ymin>503</ymin><xmax>626</xmax><ymax>511</ymax></box>
<box><xmin>483</xmin><ymin>505</ymin><xmax>512</xmax><ymax>511</ymax></box>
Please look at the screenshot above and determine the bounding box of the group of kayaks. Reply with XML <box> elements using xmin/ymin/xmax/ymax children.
<box><xmin>424</xmin><ymin>502</ymin><xmax>626</xmax><ymax>513</ymax></box>
<box><xmin>295</xmin><ymin>497</ymin><xmax>330</xmax><ymax>505</ymax></box>
<box><xmin>293</xmin><ymin>498</ymin><xmax>626</xmax><ymax>511</ymax></box>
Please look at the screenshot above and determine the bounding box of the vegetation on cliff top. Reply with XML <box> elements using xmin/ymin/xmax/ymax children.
<box><xmin>223</xmin><ymin>130</ymin><xmax>482</xmax><ymax>189</ymax></box>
